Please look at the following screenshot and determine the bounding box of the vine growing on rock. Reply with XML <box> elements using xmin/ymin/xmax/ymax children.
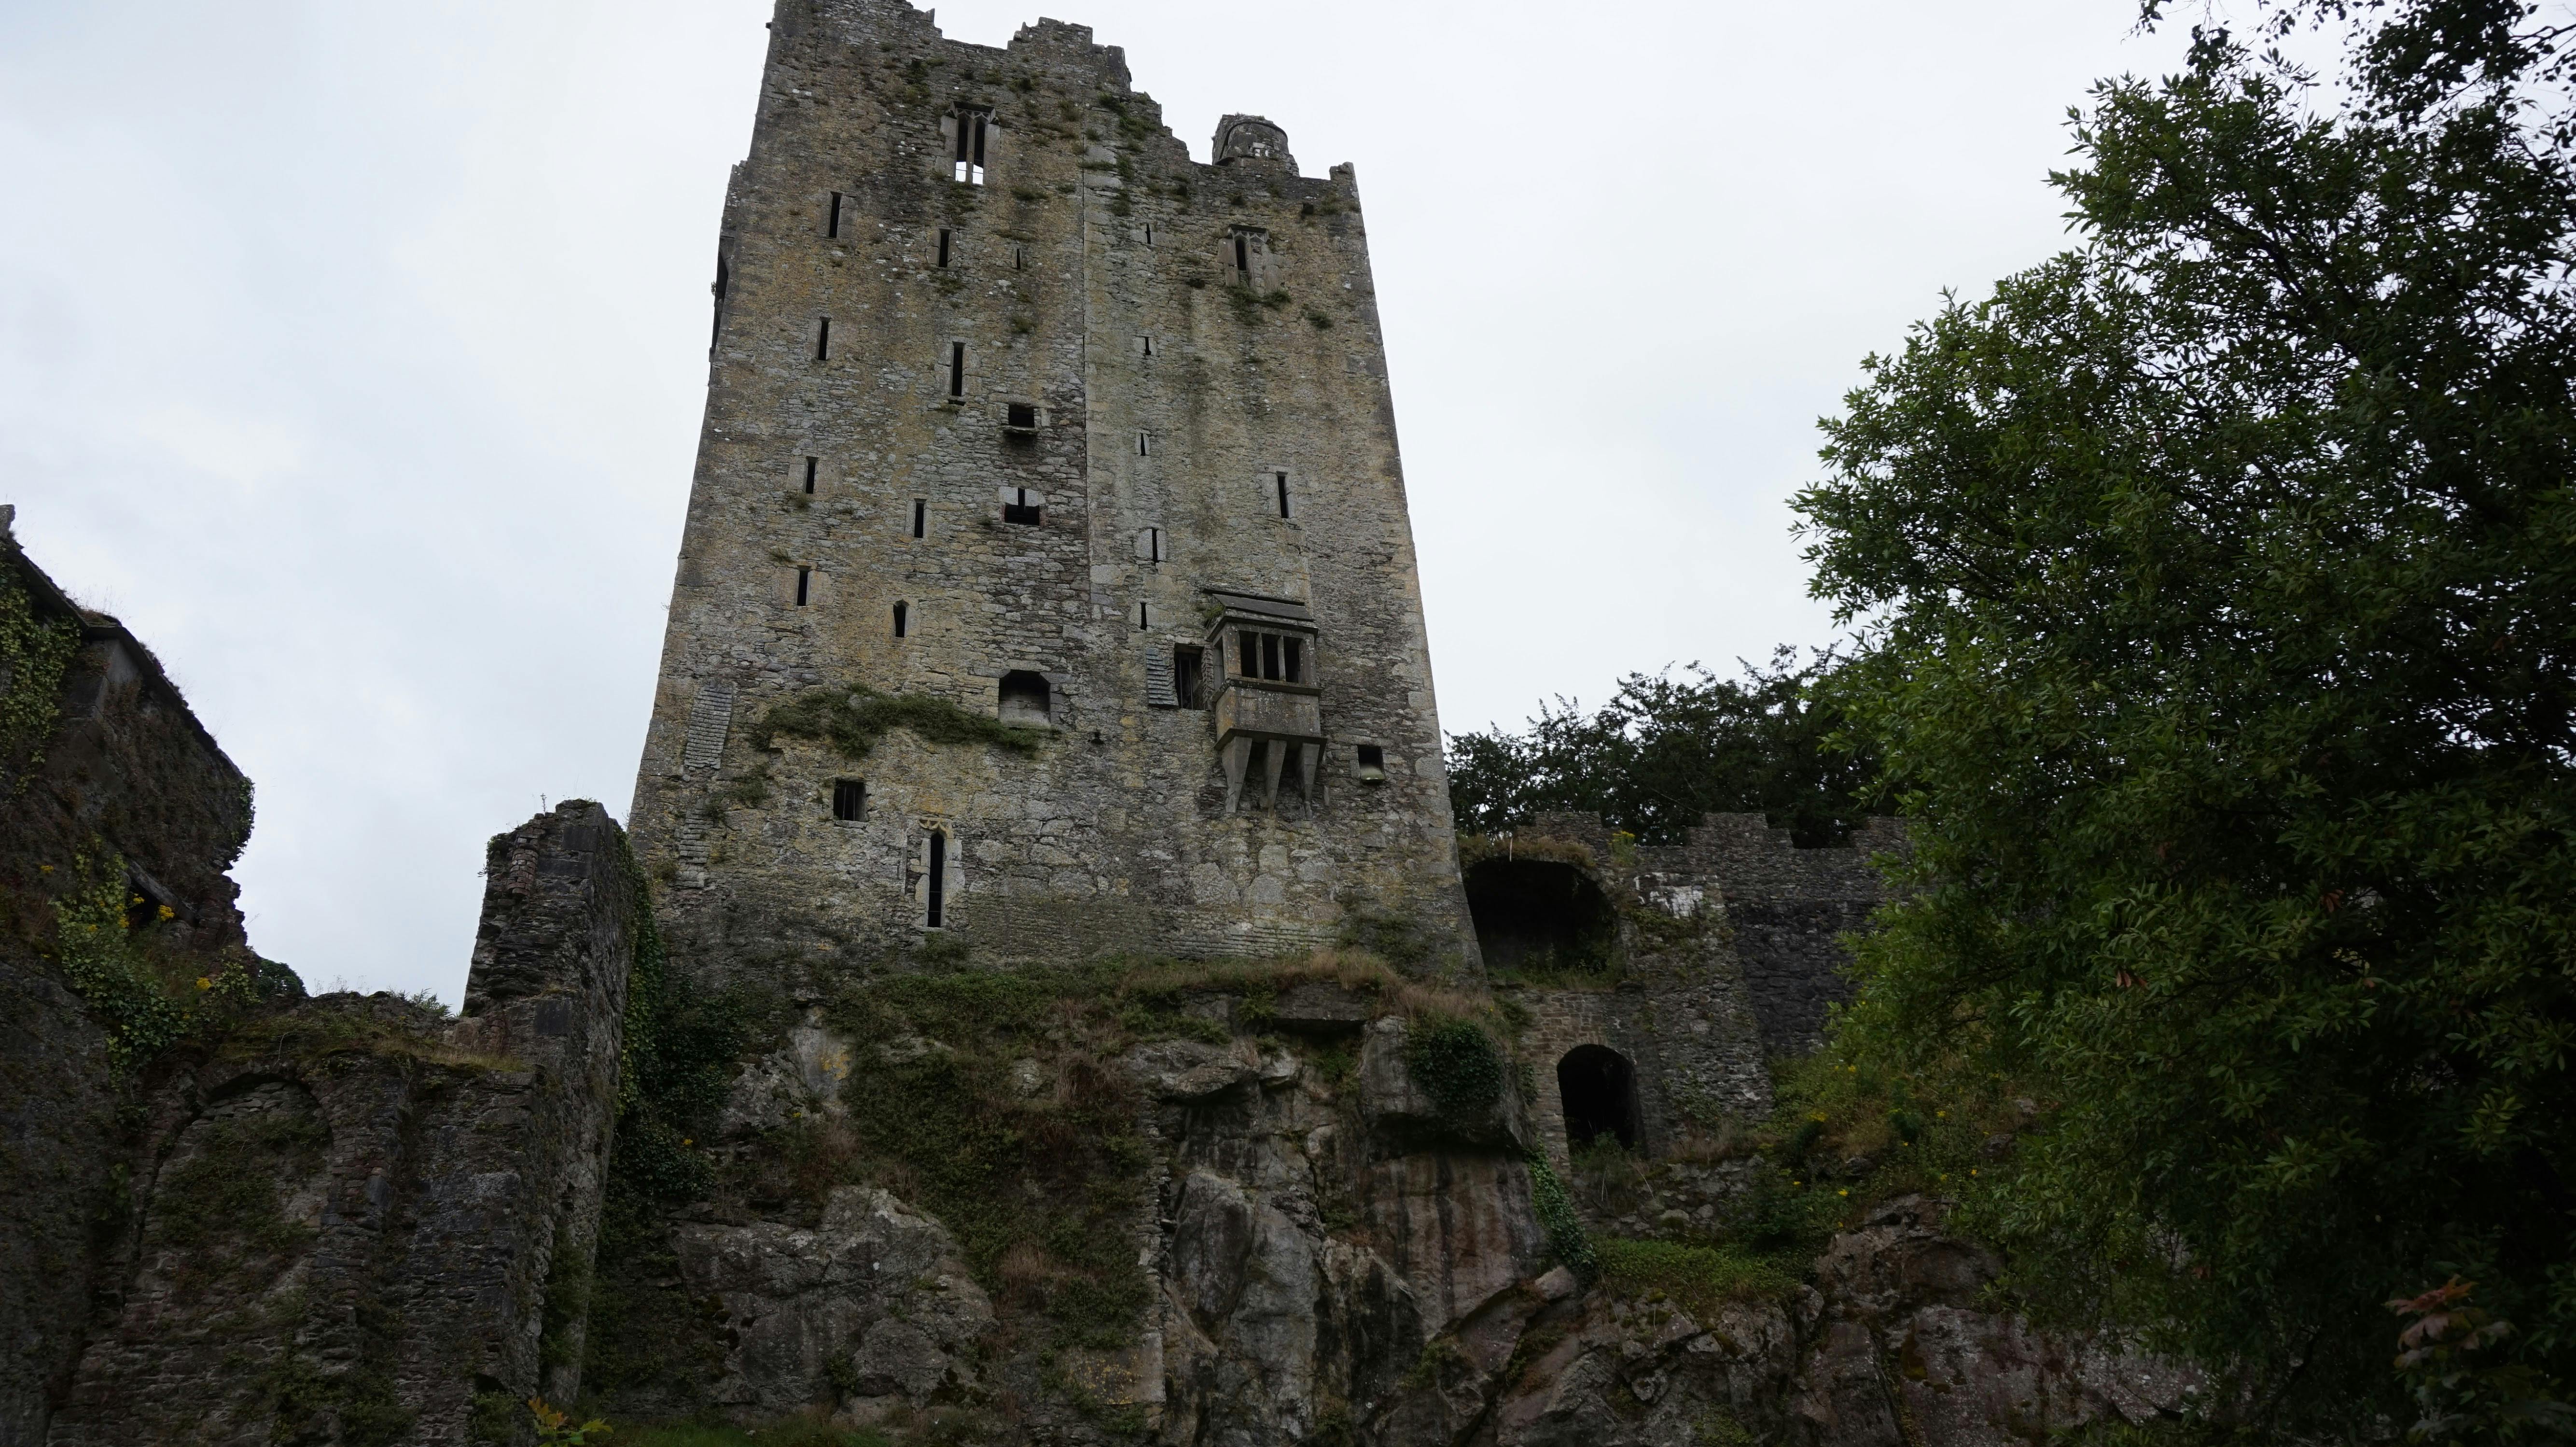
<box><xmin>1524</xmin><ymin>1152</ymin><xmax>1598</xmax><ymax>1283</ymax></box>
<box><xmin>0</xmin><ymin>558</ymin><xmax>80</xmax><ymax>775</ymax></box>
<box><xmin>52</xmin><ymin>849</ymin><xmax>258</xmax><ymax>1074</ymax></box>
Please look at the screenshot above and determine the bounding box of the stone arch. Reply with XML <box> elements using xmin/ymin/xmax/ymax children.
<box><xmin>1462</xmin><ymin>856</ymin><xmax>1616</xmax><ymax>979</ymax></box>
<box><xmin>1557</xmin><ymin>1044</ymin><xmax>1639</xmax><ymax>1151</ymax></box>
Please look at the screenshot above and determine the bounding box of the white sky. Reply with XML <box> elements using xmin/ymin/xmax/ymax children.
<box><xmin>0</xmin><ymin>0</ymin><xmax>2191</xmax><ymax>1001</ymax></box>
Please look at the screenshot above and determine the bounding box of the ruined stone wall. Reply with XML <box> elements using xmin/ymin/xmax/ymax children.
<box><xmin>39</xmin><ymin>803</ymin><xmax>637</xmax><ymax>1447</ymax></box>
<box><xmin>0</xmin><ymin>508</ymin><xmax>259</xmax><ymax>1447</ymax></box>
<box><xmin>1658</xmin><ymin>815</ymin><xmax>1900</xmax><ymax>1055</ymax></box>
<box><xmin>626</xmin><ymin>0</ymin><xmax>1475</xmax><ymax>977</ymax></box>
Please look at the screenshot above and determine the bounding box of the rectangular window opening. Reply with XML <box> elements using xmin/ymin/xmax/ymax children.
<box><xmin>1135</xmin><ymin>601</ymin><xmax>1150</xmax><ymax>631</ymax></box>
<box><xmin>911</xmin><ymin>499</ymin><xmax>926</xmax><ymax>538</ymax></box>
<box><xmin>936</xmin><ymin>227</ymin><xmax>952</xmax><ymax>267</ymax></box>
<box><xmin>1003</xmin><ymin>488</ymin><xmax>1042</xmax><ymax>526</ymax></box>
<box><xmin>952</xmin><ymin>112</ymin><xmax>988</xmax><ymax>185</ymax></box>
<box><xmin>1356</xmin><ymin>744</ymin><xmax>1387</xmax><ymax>782</ymax></box>
<box><xmin>833</xmin><ymin>779</ymin><xmax>866</xmax><ymax>820</ymax></box>
<box><xmin>1237</xmin><ymin>630</ymin><xmax>1256</xmax><ymax>676</ymax></box>
<box><xmin>1007</xmin><ymin>402</ymin><xmax>1038</xmax><ymax>429</ymax></box>
<box><xmin>926</xmin><ymin>830</ymin><xmax>948</xmax><ymax>927</ymax></box>
<box><xmin>802</xmin><ymin>456</ymin><xmax>818</xmax><ymax>494</ymax></box>
<box><xmin>1173</xmin><ymin>645</ymin><xmax>1203</xmax><ymax>709</ymax></box>
<box><xmin>1260</xmin><ymin>632</ymin><xmax>1281</xmax><ymax>681</ymax></box>
<box><xmin>893</xmin><ymin>601</ymin><xmax>909</xmax><ymax>638</ymax></box>
<box><xmin>1146</xmin><ymin>526</ymin><xmax>1164</xmax><ymax>562</ymax></box>
<box><xmin>948</xmin><ymin>341</ymin><xmax>966</xmax><ymax>397</ymax></box>
<box><xmin>794</xmin><ymin>566</ymin><xmax>812</xmax><ymax>607</ymax></box>
<box><xmin>1283</xmin><ymin>637</ymin><xmax>1303</xmax><ymax>684</ymax></box>
<box><xmin>827</xmin><ymin>191</ymin><xmax>844</xmax><ymax>239</ymax></box>
<box><xmin>1234</xmin><ymin>233</ymin><xmax>1249</xmax><ymax>277</ymax></box>
<box><xmin>1275</xmin><ymin>472</ymin><xmax>1291</xmax><ymax>518</ymax></box>
<box><xmin>816</xmin><ymin>317</ymin><xmax>832</xmax><ymax>361</ymax></box>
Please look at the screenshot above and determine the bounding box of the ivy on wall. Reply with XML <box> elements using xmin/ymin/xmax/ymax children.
<box><xmin>0</xmin><ymin>559</ymin><xmax>80</xmax><ymax>775</ymax></box>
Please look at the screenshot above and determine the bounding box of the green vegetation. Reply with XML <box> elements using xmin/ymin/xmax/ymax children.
<box><xmin>1447</xmin><ymin>649</ymin><xmax>1886</xmax><ymax>846</ymax></box>
<box><xmin>750</xmin><ymin>687</ymin><xmax>1044</xmax><ymax>765</ymax></box>
<box><xmin>52</xmin><ymin>848</ymin><xmax>270</xmax><ymax>1074</ymax></box>
<box><xmin>0</xmin><ymin>556</ymin><xmax>79</xmax><ymax>774</ymax></box>
<box><xmin>1784</xmin><ymin>0</ymin><xmax>2576</xmax><ymax>1433</ymax></box>
<box><xmin>1403</xmin><ymin>1014</ymin><xmax>1503</xmax><ymax>1116</ymax></box>
<box><xmin>1594</xmin><ymin>1238</ymin><xmax>1802</xmax><ymax>1318</ymax></box>
<box><xmin>1523</xmin><ymin>1151</ymin><xmax>1598</xmax><ymax>1283</ymax></box>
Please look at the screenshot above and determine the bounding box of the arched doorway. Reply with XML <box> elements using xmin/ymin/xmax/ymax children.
<box><xmin>1557</xmin><ymin>1044</ymin><xmax>1640</xmax><ymax>1151</ymax></box>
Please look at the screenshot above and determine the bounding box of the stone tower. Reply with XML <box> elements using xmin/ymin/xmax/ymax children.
<box><xmin>627</xmin><ymin>0</ymin><xmax>1477</xmax><ymax>969</ymax></box>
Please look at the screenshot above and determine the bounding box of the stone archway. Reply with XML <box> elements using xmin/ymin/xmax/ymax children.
<box><xmin>1462</xmin><ymin>857</ymin><xmax>1616</xmax><ymax>980</ymax></box>
<box><xmin>1557</xmin><ymin>1044</ymin><xmax>1640</xmax><ymax>1152</ymax></box>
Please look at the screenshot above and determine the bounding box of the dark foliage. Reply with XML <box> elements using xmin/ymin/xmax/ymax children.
<box><xmin>1446</xmin><ymin>649</ymin><xmax>1887</xmax><ymax>846</ymax></box>
<box><xmin>1798</xmin><ymin>0</ymin><xmax>2576</xmax><ymax>1433</ymax></box>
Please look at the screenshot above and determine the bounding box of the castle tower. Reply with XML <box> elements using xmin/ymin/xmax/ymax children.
<box><xmin>627</xmin><ymin>0</ymin><xmax>1477</xmax><ymax>969</ymax></box>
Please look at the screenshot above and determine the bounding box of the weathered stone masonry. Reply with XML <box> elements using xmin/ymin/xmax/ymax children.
<box><xmin>626</xmin><ymin>0</ymin><xmax>1476</xmax><ymax>973</ymax></box>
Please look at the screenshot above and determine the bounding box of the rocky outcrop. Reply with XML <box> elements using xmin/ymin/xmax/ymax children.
<box><xmin>673</xmin><ymin>1186</ymin><xmax>994</xmax><ymax>1422</ymax></box>
<box><xmin>1473</xmin><ymin>1196</ymin><xmax>2198</xmax><ymax>1447</ymax></box>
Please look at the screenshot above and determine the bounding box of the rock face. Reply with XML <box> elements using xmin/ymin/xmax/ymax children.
<box><xmin>30</xmin><ymin>803</ymin><xmax>641</xmax><ymax>1447</ymax></box>
<box><xmin>1478</xmin><ymin>1197</ymin><xmax>2198</xmax><ymax>1447</ymax></box>
<box><xmin>674</xmin><ymin>1186</ymin><xmax>994</xmax><ymax>1421</ymax></box>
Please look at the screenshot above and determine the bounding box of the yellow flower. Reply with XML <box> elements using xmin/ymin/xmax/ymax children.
<box><xmin>38</xmin><ymin>864</ymin><xmax>52</xmax><ymax>873</ymax></box>
<box><xmin>195</xmin><ymin>977</ymin><xmax>213</xmax><ymax>991</ymax></box>
<box><xmin>157</xmin><ymin>905</ymin><xmax>175</xmax><ymax>921</ymax></box>
<box><xmin>682</xmin><ymin>1138</ymin><xmax>694</xmax><ymax>1147</ymax></box>
<box><xmin>1837</xmin><ymin>1189</ymin><xmax>1849</xmax><ymax>1197</ymax></box>
<box><xmin>1935</xmin><ymin>1110</ymin><xmax>1947</xmax><ymax>1119</ymax></box>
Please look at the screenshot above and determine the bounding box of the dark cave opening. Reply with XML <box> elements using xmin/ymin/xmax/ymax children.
<box><xmin>1558</xmin><ymin>1044</ymin><xmax>1640</xmax><ymax>1152</ymax></box>
<box><xmin>1462</xmin><ymin>857</ymin><xmax>1617</xmax><ymax>979</ymax></box>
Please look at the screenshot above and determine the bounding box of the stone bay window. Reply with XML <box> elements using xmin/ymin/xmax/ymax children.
<box><xmin>1205</xmin><ymin>590</ymin><xmax>1325</xmax><ymax>814</ymax></box>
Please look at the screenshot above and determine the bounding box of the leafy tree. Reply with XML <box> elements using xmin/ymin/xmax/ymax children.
<box><xmin>1446</xmin><ymin>648</ymin><xmax>1886</xmax><ymax>846</ymax></box>
<box><xmin>1796</xmin><ymin>0</ymin><xmax>2576</xmax><ymax>1432</ymax></box>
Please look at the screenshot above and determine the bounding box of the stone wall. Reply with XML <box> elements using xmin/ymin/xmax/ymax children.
<box><xmin>1472</xmin><ymin>812</ymin><xmax>1898</xmax><ymax>1175</ymax></box>
<box><xmin>626</xmin><ymin>0</ymin><xmax>1476</xmax><ymax>978</ymax></box>
<box><xmin>0</xmin><ymin>508</ymin><xmax>262</xmax><ymax>1447</ymax></box>
<box><xmin>39</xmin><ymin>802</ymin><xmax>639</xmax><ymax>1447</ymax></box>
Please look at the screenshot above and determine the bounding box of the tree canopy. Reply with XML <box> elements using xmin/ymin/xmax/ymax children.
<box><xmin>1446</xmin><ymin>649</ymin><xmax>1887</xmax><ymax>847</ymax></box>
<box><xmin>1798</xmin><ymin>0</ymin><xmax>2576</xmax><ymax>1434</ymax></box>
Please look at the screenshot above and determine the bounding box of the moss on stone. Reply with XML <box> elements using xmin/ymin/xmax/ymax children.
<box><xmin>748</xmin><ymin>687</ymin><xmax>1044</xmax><ymax>765</ymax></box>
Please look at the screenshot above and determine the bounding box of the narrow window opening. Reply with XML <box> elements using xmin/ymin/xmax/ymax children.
<box><xmin>952</xmin><ymin>112</ymin><xmax>988</xmax><ymax>185</ymax></box>
<box><xmin>802</xmin><ymin>456</ymin><xmax>818</xmax><ymax>494</ymax></box>
<box><xmin>1275</xmin><ymin>472</ymin><xmax>1291</xmax><ymax>518</ymax></box>
<box><xmin>1138</xmin><ymin>335</ymin><xmax>1155</xmax><ymax>358</ymax></box>
<box><xmin>833</xmin><ymin>779</ymin><xmax>866</xmax><ymax>820</ymax></box>
<box><xmin>1234</xmin><ymin>233</ymin><xmax>1249</xmax><ymax>277</ymax></box>
<box><xmin>893</xmin><ymin>601</ymin><xmax>909</xmax><ymax>637</ymax></box>
<box><xmin>1143</xmin><ymin>222</ymin><xmax>1155</xmax><ymax>246</ymax></box>
<box><xmin>948</xmin><ymin>341</ymin><xmax>966</xmax><ymax>397</ymax></box>
<box><xmin>1006</xmin><ymin>402</ymin><xmax>1038</xmax><ymax>430</ymax></box>
<box><xmin>1237</xmin><ymin>630</ymin><xmax>1256</xmax><ymax>676</ymax></box>
<box><xmin>926</xmin><ymin>830</ymin><xmax>948</xmax><ymax>926</ymax></box>
<box><xmin>1146</xmin><ymin>526</ymin><xmax>1164</xmax><ymax>562</ymax></box>
<box><xmin>1003</xmin><ymin>488</ymin><xmax>1042</xmax><ymax>526</ymax></box>
<box><xmin>1135</xmin><ymin>601</ymin><xmax>1150</xmax><ymax>631</ymax></box>
<box><xmin>1260</xmin><ymin>632</ymin><xmax>1281</xmax><ymax>681</ymax></box>
<box><xmin>1137</xmin><ymin>430</ymin><xmax>1151</xmax><ymax>457</ymax></box>
<box><xmin>794</xmin><ymin>566</ymin><xmax>812</xmax><ymax>606</ymax></box>
<box><xmin>816</xmin><ymin>317</ymin><xmax>832</xmax><ymax>361</ymax></box>
<box><xmin>936</xmin><ymin>228</ymin><xmax>952</xmax><ymax>267</ymax></box>
<box><xmin>1173</xmin><ymin>646</ymin><xmax>1204</xmax><ymax>708</ymax></box>
<box><xmin>1013</xmin><ymin>244</ymin><xmax>1025</xmax><ymax>270</ymax></box>
<box><xmin>1283</xmin><ymin>637</ymin><xmax>1304</xmax><ymax>683</ymax></box>
<box><xmin>911</xmin><ymin>499</ymin><xmax>926</xmax><ymax>538</ymax></box>
<box><xmin>827</xmin><ymin>191</ymin><xmax>844</xmax><ymax>239</ymax></box>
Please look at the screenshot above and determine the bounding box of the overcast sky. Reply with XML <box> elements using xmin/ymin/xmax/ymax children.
<box><xmin>0</xmin><ymin>0</ymin><xmax>2192</xmax><ymax>1001</ymax></box>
